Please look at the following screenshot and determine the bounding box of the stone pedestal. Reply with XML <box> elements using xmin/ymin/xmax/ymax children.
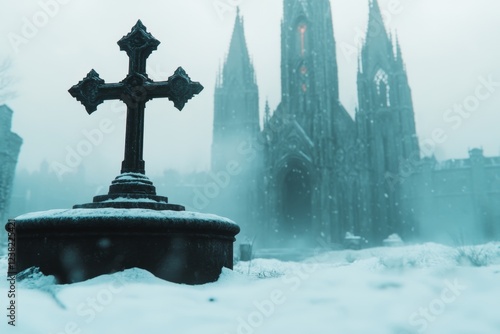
<box><xmin>8</xmin><ymin>21</ymin><xmax>239</xmax><ymax>284</ymax></box>
<box><xmin>8</xmin><ymin>174</ymin><xmax>239</xmax><ymax>284</ymax></box>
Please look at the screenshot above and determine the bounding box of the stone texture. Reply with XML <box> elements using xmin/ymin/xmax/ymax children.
<box><xmin>13</xmin><ymin>209</ymin><xmax>238</xmax><ymax>284</ymax></box>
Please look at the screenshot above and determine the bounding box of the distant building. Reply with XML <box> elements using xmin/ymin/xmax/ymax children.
<box><xmin>210</xmin><ymin>0</ymin><xmax>500</xmax><ymax>246</ymax></box>
<box><xmin>0</xmin><ymin>105</ymin><xmax>22</xmax><ymax>244</ymax></box>
<box><xmin>402</xmin><ymin>149</ymin><xmax>500</xmax><ymax>243</ymax></box>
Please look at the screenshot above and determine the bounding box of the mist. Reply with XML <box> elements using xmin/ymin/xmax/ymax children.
<box><xmin>2</xmin><ymin>2</ymin><xmax>500</xmax><ymax>332</ymax></box>
<box><xmin>1</xmin><ymin>0</ymin><xmax>499</xmax><ymax>176</ymax></box>
<box><xmin>2</xmin><ymin>0</ymin><xmax>500</xmax><ymax>247</ymax></box>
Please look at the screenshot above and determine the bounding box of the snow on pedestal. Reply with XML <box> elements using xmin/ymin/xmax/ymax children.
<box><xmin>12</xmin><ymin>204</ymin><xmax>239</xmax><ymax>284</ymax></box>
<box><xmin>7</xmin><ymin>21</ymin><xmax>239</xmax><ymax>285</ymax></box>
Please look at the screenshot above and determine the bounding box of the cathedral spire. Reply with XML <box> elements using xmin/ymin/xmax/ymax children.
<box><xmin>212</xmin><ymin>8</ymin><xmax>259</xmax><ymax>171</ymax></box>
<box><xmin>369</xmin><ymin>0</ymin><xmax>382</xmax><ymax>20</ymax></box>
<box><xmin>395</xmin><ymin>34</ymin><xmax>403</xmax><ymax>64</ymax></box>
<box><xmin>222</xmin><ymin>8</ymin><xmax>255</xmax><ymax>86</ymax></box>
<box><xmin>364</xmin><ymin>0</ymin><xmax>392</xmax><ymax>53</ymax></box>
<box><xmin>264</xmin><ymin>99</ymin><xmax>271</xmax><ymax>125</ymax></box>
<box><xmin>368</xmin><ymin>0</ymin><xmax>386</xmax><ymax>34</ymax></box>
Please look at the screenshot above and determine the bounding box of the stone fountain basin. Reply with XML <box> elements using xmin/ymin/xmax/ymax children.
<box><xmin>11</xmin><ymin>209</ymin><xmax>239</xmax><ymax>285</ymax></box>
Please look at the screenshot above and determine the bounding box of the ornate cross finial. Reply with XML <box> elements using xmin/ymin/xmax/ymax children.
<box><xmin>69</xmin><ymin>20</ymin><xmax>203</xmax><ymax>175</ymax></box>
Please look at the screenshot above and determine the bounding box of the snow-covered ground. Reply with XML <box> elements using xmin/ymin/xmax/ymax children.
<box><xmin>1</xmin><ymin>242</ymin><xmax>500</xmax><ymax>334</ymax></box>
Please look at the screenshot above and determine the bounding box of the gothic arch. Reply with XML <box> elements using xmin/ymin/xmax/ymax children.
<box><xmin>295</xmin><ymin>19</ymin><xmax>308</xmax><ymax>58</ymax></box>
<box><xmin>273</xmin><ymin>155</ymin><xmax>314</xmax><ymax>244</ymax></box>
<box><xmin>374</xmin><ymin>68</ymin><xmax>390</xmax><ymax>107</ymax></box>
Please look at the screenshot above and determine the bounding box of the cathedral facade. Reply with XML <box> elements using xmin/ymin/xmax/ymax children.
<box><xmin>211</xmin><ymin>0</ymin><xmax>500</xmax><ymax>246</ymax></box>
<box><xmin>0</xmin><ymin>105</ymin><xmax>22</xmax><ymax>245</ymax></box>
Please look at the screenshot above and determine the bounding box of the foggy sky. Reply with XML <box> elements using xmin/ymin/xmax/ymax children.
<box><xmin>1</xmin><ymin>0</ymin><xmax>500</xmax><ymax>185</ymax></box>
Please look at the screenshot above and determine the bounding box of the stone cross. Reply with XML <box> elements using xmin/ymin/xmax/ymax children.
<box><xmin>69</xmin><ymin>20</ymin><xmax>203</xmax><ymax>174</ymax></box>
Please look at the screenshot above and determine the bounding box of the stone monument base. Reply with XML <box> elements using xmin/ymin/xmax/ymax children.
<box><xmin>10</xmin><ymin>208</ymin><xmax>239</xmax><ymax>284</ymax></box>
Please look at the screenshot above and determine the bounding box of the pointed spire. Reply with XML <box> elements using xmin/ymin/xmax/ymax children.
<box><xmin>368</xmin><ymin>0</ymin><xmax>384</xmax><ymax>30</ymax></box>
<box><xmin>357</xmin><ymin>52</ymin><xmax>363</xmax><ymax>74</ymax></box>
<box><xmin>370</xmin><ymin>0</ymin><xmax>381</xmax><ymax>14</ymax></box>
<box><xmin>264</xmin><ymin>99</ymin><xmax>271</xmax><ymax>125</ymax></box>
<box><xmin>390</xmin><ymin>32</ymin><xmax>408</xmax><ymax>76</ymax></box>
<box><xmin>228</xmin><ymin>9</ymin><xmax>247</xmax><ymax>58</ymax></box>
<box><xmin>222</xmin><ymin>8</ymin><xmax>255</xmax><ymax>86</ymax></box>
<box><xmin>359</xmin><ymin>0</ymin><xmax>396</xmax><ymax>75</ymax></box>
<box><xmin>365</xmin><ymin>0</ymin><xmax>391</xmax><ymax>48</ymax></box>
<box><xmin>395</xmin><ymin>34</ymin><xmax>403</xmax><ymax>62</ymax></box>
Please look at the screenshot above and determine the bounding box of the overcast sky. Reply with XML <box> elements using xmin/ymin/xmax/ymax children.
<box><xmin>2</xmin><ymin>0</ymin><xmax>500</xmax><ymax>184</ymax></box>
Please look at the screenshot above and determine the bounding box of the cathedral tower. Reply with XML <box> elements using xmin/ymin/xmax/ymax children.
<box><xmin>280</xmin><ymin>0</ymin><xmax>339</xmax><ymax>133</ymax></box>
<box><xmin>263</xmin><ymin>0</ymin><xmax>356</xmax><ymax>245</ymax></box>
<box><xmin>212</xmin><ymin>9</ymin><xmax>260</xmax><ymax>172</ymax></box>
<box><xmin>356</xmin><ymin>0</ymin><xmax>419</xmax><ymax>242</ymax></box>
<box><xmin>211</xmin><ymin>10</ymin><xmax>262</xmax><ymax>236</ymax></box>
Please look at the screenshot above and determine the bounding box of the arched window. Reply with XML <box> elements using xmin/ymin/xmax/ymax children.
<box><xmin>297</xmin><ymin>22</ymin><xmax>307</xmax><ymax>57</ymax></box>
<box><xmin>374</xmin><ymin>69</ymin><xmax>390</xmax><ymax>107</ymax></box>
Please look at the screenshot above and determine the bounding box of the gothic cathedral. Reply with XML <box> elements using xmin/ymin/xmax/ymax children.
<box><xmin>211</xmin><ymin>0</ymin><xmax>500</xmax><ymax>246</ymax></box>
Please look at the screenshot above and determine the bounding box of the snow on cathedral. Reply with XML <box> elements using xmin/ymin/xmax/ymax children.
<box><xmin>211</xmin><ymin>0</ymin><xmax>500</xmax><ymax>246</ymax></box>
<box><xmin>0</xmin><ymin>105</ymin><xmax>22</xmax><ymax>245</ymax></box>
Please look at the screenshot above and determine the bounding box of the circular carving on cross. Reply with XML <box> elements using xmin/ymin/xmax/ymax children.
<box><xmin>121</xmin><ymin>73</ymin><xmax>150</xmax><ymax>106</ymax></box>
<box><xmin>166</xmin><ymin>67</ymin><xmax>204</xmax><ymax>111</ymax></box>
<box><xmin>170</xmin><ymin>76</ymin><xmax>189</xmax><ymax>96</ymax></box>
<box><xmin>117</xmin><ymin>20</ymin><xmax>160</xmax><ymax>59</ymax></box>
<box><xmin>68</xmin><ymin>69</ymin><xmax>105</xmax><ymax>114</ymax></box>
<box><xmin>129</xmin><ymin>35</ymin><xmax>147</xmax><ymax>48</ymax></box>
<box><xmin>81</xmin><ymin>80</ymin><xmax>99</xmax><ymax>101</ymax></box>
